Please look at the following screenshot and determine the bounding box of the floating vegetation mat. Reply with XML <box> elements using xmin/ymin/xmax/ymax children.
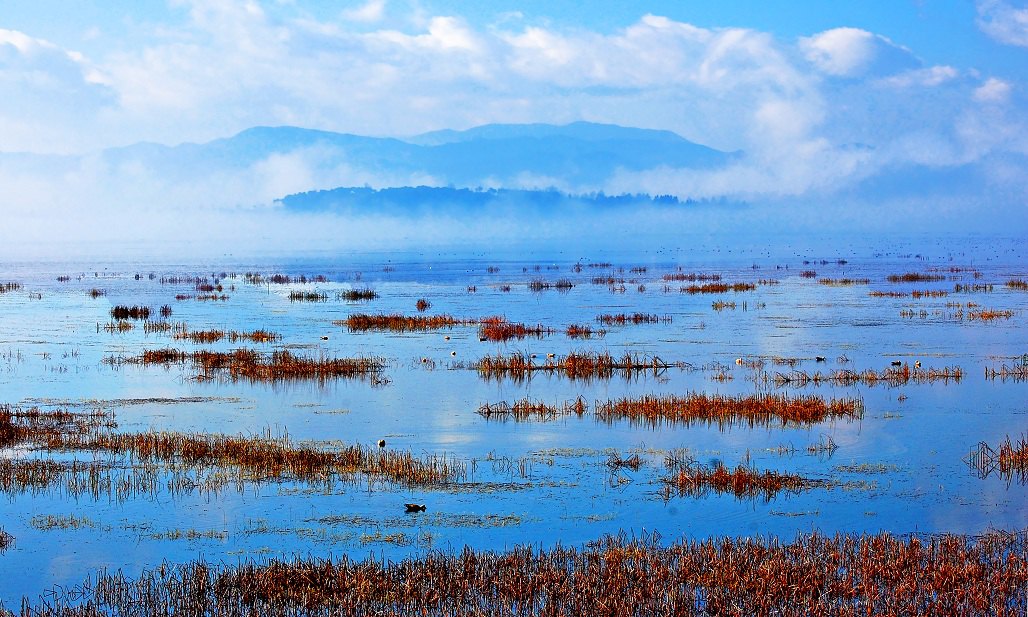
<box><xmin>969</xmin><ymin>434</ymin><xmax>1028</xmax><ymax>484</ymax></box>
<box><xmin>772</xmin><ymin>364</ymin><xmax>963</xmax><ymax>387</ymax></box>
<box><xmin>340</xmin><ymin>313</ymin><xmax>471</xmax><ymax>332</ymax></box>
<box><xmin>475</xmin><ymin>352</ymin><xmax>674</xmax><ymax>382</ymax></box>
<box><xmin>337</xmin><ymin>288</ymin><xmax>378</xmax><ymax>301</ymax></box>
<box><xmin>887</xmin><ymin>272</ymin><xmax>946</xmax><ymax>283</ymax></box>
<box><xmin>6</xmin><ymin>531</ymin><xmax>1025</xmax><ymax>616</ymax></box>
<box><xmin>106</xmin><ymin>349</ymin><xmax>384</xmax><ymax>382</ymax></box>
<box><xmin>593</xmin><ymin>393</ymin><xmax>862</xmax><ymax>428</ymax></box>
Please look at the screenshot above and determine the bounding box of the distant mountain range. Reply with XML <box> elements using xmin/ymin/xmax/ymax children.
<box><xmin>94</xmin><ymin>121</ymin><xmax>733</xmax><ymax>188</ymax></box>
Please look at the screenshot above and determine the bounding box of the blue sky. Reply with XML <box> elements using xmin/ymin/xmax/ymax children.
<box><xmin>0</xmin><ymin>0</ymin><xmax>1025</xmax><ymax>236</ymax></box>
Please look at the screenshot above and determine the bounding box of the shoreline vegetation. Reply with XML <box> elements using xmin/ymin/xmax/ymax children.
<box><xmin>3</xmin><ymin>530</ymin><xmax>1024</xmax><ymax>616</ymax></box>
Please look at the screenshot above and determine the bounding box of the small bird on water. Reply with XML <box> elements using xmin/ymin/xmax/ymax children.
<box><xmin>405</xmin><ymin>503</ymin><xmax>426</xmax><ymax>513</ymax></box>
<box><xmin>378</xmin><ymin>439</ymin><xmax>386</xmax><ymax>448</ymax></box>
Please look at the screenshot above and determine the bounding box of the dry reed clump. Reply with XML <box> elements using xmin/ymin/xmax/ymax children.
<box><xmin>683</xmin><ymin>282</ymin><xmax>755</xmax><ymax>294</ymax></box>
<box><xmin>869</xmin><ymin>290</ymin><xmax>907</xmax><ymax>297</ymax></box>
<box><xmin>230</xmin><ymin>329</ymin><xmax>280</xmax><ymax>343</ymax></box>
<box><xmin>773</xmin><ymin>364</ymin><xmax>963</xmax><ymax>387</ymax></box>
<box><xmin>593</xmin><ymin>393</ymin><xmax>862</xmax><ymax>428</ymax></box>
<box><xmin>108</xmin><ymin>348</ymin><xmax>383</xmax><ymax>382</ymax></box>
<box><xmin>1005</xmin><ymin>279</ymin><xmax>1028</xmax><ymax>291</ymax></box>
<box><xmin>595</xmin><ymin>313</ymin><xmax>669</xmax><ymax>326</ymax></box>
<box><xmin>288</xmin><ymin>291</ymin><xmax>327</xmax><ymax>302</ymax></box>
<box><xmin>337</xmin><ymin>288</ymin><xmax>378</xmax><ymax>301</ymax></box>
<box><xmin>954</xmin><ymin>283</ymin><xmax>994</xmax><ymax>293</ymax></box>
<box><xmin>818</xmin><ymin>278</ymin><xmax>870</xmax><ymax>286</ymax></box>
<box><xmin>0</xmin><ymin>527</ymin><xmax>11</xmax><ymax>552</ymax></box>
<box><xmin>478</xmin><ymin>318</ymin><xmax>554</xmax><ymax>342</ymax></box>
<box><xmin>910</xmin><ymin>290</ymin><xmax>949</xmax><ymax>298</ymax></box>
<box><xmin>527</xmin><ymin>278</ymin><xmax>574</xmax><ymax>291</ymax></box>
<box><xmin>175</xmin><ymin>329</ymin><xmax>225</xmax><ymax>343</ymax></box>
<box><xmin>969</xmin><ymin>434</ymin><xmax>1028</xmax><ymax>484</ymax></box>
<box><xmin>476</xmin><ymin>352</ymin><xmax>672</xmax><ymax>381</ymax></box>
<box><xmin>887</xmin><ymin>272</ymin><xmax>946</xmax><ymax>283</ymax></box>
<box><xmin>799</xmin><ymin>270</ymin><xmax>817</xmax><ymax>278</ymax></box>
<box><xmin>967</xmin><ymin>309</ymin><xmax>1014</xmax><ymax>321</ymax></box>
<box><xmin>15</xmin><ymin>531</ymin><xmax>1026</xmax><ymax>616</ymax></box>
<box><xmin>245</xmin><ymin>273</ymin><xmax>328</xmax><ymax>285</ymax></box>
<box><xmin>88</xmin><ymin>288</ymin><xmax>106</xmax><ymax>298</ymax></box>
<box><xmin>663</xmin><ymin>461</ymin><xmax>821</xmax><ymax>500</ymax></box>
<box><xmin>0</xmin><ymin>282</ymin><xmax>22</xmax><ymax>293</ymax></box>
<box><xmin>476</xmin><ymin>397</ymin><xmax>587</xmax><ymax>421</ymax></box>
<box><xmin>663</xmin><ymin>272</ymin><xmax>721</xmax><ymax>282</ymax></box>
<box><xmin>193</xmin><ymin>349</ymin><xmax>384</xmax><ymax>382</ymax></box>
<box><xmin>415</xmin><ymin>299</ymin><xmax>431</xmax><ymax>312</ymax></box>
<box><xmin>565</xmin><ymin>324</ymin><xmax>604</xmax><ymax>339</ymax></box>
<box><xmin>985</xmin><ymin>359</ymin><xmax>1028</xmax><ymax>381</ymax></box>
<box><xmin>48</xmin><ymin>428</ymin><xmax>464</xmax><ymax>488</ymax></box>
<box><xmin>340</xmin><ymin>313</ymin><xmax>469</xmax><ymax>332</ymax></box>
<box><xmin>711</xmin><ymin>301</ymin><xmax>735</xmax><ymax>311</ymax></box>
<box><xmin>111</xmin><ymin>306</ymin><xmax>150</xmax><ymax>320</ymax></box>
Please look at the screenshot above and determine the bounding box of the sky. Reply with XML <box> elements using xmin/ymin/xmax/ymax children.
<box><xmin>0</xmin><ymin>1</ymin><xmax>1025</xmax><ymax>255</ymax></box>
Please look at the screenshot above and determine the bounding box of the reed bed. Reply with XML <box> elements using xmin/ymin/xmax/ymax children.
<box><xmin>591</xmin><ymin>276</ymin><xmax>624</xmax><ymax>286</ymax></box>
<box><xmin>869</xmin><ymin>290</ymin><xmax>908</xmax><ymax>297</ymax></box>
<box><xmin>13</xmin><ymin>531</ymin><xmax>1025</xmax><ymax>616</ymax></box>
<box><xmin>108</xmin><ymin>348</ymin><xmax>383</xmax><ymax>382</ymax></box>
<box><xmin>476</xmin><ymin>352</ymin><xmax>672</xmax><ymax>381</ymax></box>
<box><xmin>954</xmin><ymin>283</ymin><xmax>994</xmax><ymax>293</ymax></box>
<box><xmin>969</xmin><ymin>434</ymin><xmax>1028</xmax><ymax>484</ymax></box>
<box><xmin>711</xmin><ymin>301</ymin><xmax>735</xmax><ymax>311</ymax></box>
<box><xmin>527</xmin><ymin>279</ymin><xmax>574</xmax><ymax>292</ymax></box>
<box><xmin>565</xmin><ymin>324</ymin><xmax>604</xmax><ymax>339</ymax></box>
<box><xmin>111</xmin><ymin>305</ymin><xmax>150</xmax><ymax>320</ymax></box>
<box><xmin>288</xmin><ymin>291</ymin><xmax>328</xmax><ymax>302</ymax></box>
<box><xmin>773</xmin><ymin>364</ymin><xmax>963</xmax><ymax>387</ymax></box>
<box><xmin>663</xmin><ymin>272</ymin><xmax>721</xmax><ymax>282</ymax></box>
<box><xmin>337</xmin><ymin>288</ymin><xmax>378</xmax><ymax>301</ymax></box>
<box><xmin>0</xmin><ymin>527</ymin><xmax>11</xmax><ymax>552</ymax></box>
<box><xmin>663</xmin><ymin>462</ymin><xmax>821</xmax><ymax>500</ymax></box>
<box><xmin>594</xmin><ymin>393</ymin><xmax>862</xmax><ymax>428</ymax></box>
<box><xmin>799</xmin><ymin>270</ymin><xmax>817</xmax><ymax>278</ymax></box>
<box><xmin>476</xmin><ymin>398</ymin><xmax>587</xmax><ymax>421</ymax></box>
<box><xmin>819</xmin><ymin>278</ymin><xmax>870</xmax><ymax>286</ymax></box>
<box><xmin>87</xmin><ymin>288</ymin><xmax>106</xmax><ymax>298</ymax></box>
<box><xmin>595</xmin><ymin>313</ymin><xmax>669</xmax><ymax>326</ymax></box>
<box><xmin>985</xmin><ymin>361</ymin><xmax>1028</xmax><ymax>380</ymax></box>
<box><xmin>910</xmin><ymin>289</ymin><xmax>949</xmax><ymax>298</ymax></box>
<box><xmin>683</xmin><ymin>282</ymin><xmax>755</xmax><ymax>294</ymax></box>
<box><xmin>887</xmin><ymin>272</ymin><xmax>946</xmax><ymax>283</ymax></box>
<box><xmin>0</xmin><ymin>282</ymin><xmax>22</xmax><ymax>293</ymax></box>
<box><xmin>174</xmin><ymin>329</ymin><xmax>225</xmax><ymax>343</ymax></box>
<box><xmin>967</xmin><ymin>309</ymin><xmax>1015</xmax><ymax>321</ymax></box>
<box><xmin>101</xmin><ymin>321</ymin><xmax>133</xmax><ymax>333</ymax></box>
<box><xmin>415</xmin><ymin>299</ymin><xmax>431</xmax><ymax>312</ymax></box>
<box><xmin>230</xmin><ymin>329</ymin><xmax>281</xmax><ymax>343</ymax></box>
<box><xmin>1006</xmin><ymin>279</ymin><xmax>1028</xmax><ymax>291</ymax></box>
<box><xmin>193</xmin><ymin>350</ymin><xmax>384</xmax><ymax>382</ymax></box>
<box><xmin>340</xmin><ymin>313</ymin><xmax>469</xmax><ymax>332</ymax></box>
<box><xmin>479</xmin><ymin>319</ymin><xmax>554</xmax><ymax>342</ymax></box>
<box><xmin>48</xmin><ymin>429</ymin><xmax>463</xmax><ymax>488</ymax></box>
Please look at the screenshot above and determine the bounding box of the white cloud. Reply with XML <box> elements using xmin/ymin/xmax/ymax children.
<box><xmin>977</xmin><ymin>0</ymin><xmax>1028</xmax><ymax>47</ymax></box>
<box><xmin>343</xmin><ymin>0</ymin><xmax>387</xmax><ymax>24</ymax></box>
<box><xmin>799</xmin><ymin>27</ymin><xmax>919</xmax><ymax>78</ymax></box>
<box><xmin>973</xmin><ymin>76</ymin><xmax>1012</xmax><ymax>102</ymax></box>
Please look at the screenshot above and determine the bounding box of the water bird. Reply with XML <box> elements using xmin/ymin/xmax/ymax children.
<box><xmin>547</xmin><ymin>353</ymin><xmax>555</xmax><ymax>358</ymax></box>
<box><xmin>444</xmin><ymin>335</ymin><xmax>450</xmax><ymax>340</ymax></box>
<box><xmin>735</xmin><ymin>358</ymin><xmax>743</xmax><ymax>365</ymax></box>
<box><xmin>321</xmin><ymin>336</ymin><xmax>329</xmax><ymax>340</ymax></box>
<box><xmin>815</xmin><ymin>356</ymin><xmax>826</xmax><ymax>362</ymax></box>
<box><xmin>378</xmin><ymin>439</ymin><xmax>386</xmax><ymax>448</ymax></box>
<box><xmin>451</xmin><ymin>351</ymin><xmax>457</xmax><ymax>356</ymax></box>
<box><xmin>914</xmin><ymin>360</ymin><xmax>921</xmax><ymax>368</ymax></box>
<box><xmin>405</xmin><ymin>503</ymin><xmax>426</xmax><ymax>513</ymax></box>
<box><xmin>891</xmin><ymin>361</ymin><xmax>902</xmax><ymax>366</ymax></box>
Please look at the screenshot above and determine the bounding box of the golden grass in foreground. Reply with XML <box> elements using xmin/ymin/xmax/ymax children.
<box><xmin>10</xmin><ymin>531</ymin><xmax>1026</xmax><ymax>616</ymax></box>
